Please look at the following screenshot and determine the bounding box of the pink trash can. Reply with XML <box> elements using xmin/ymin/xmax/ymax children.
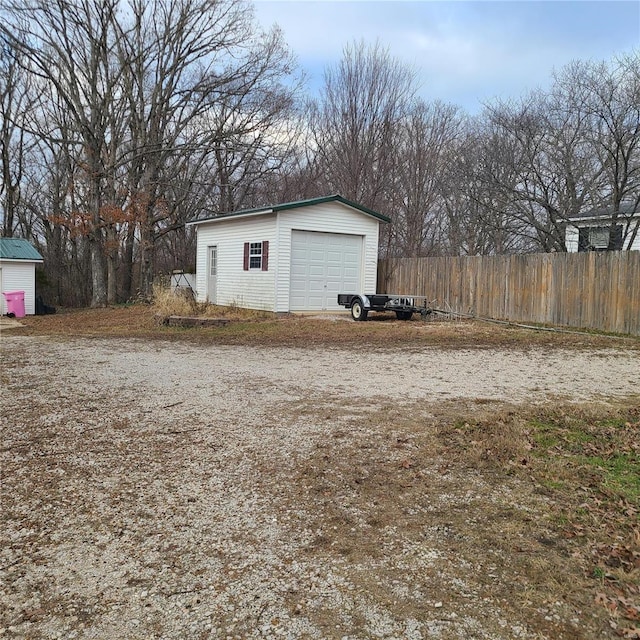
<box><xmin>3</xmin><ymin>290</ymin><xmax>26</xmax><ymax>318</ymax></box>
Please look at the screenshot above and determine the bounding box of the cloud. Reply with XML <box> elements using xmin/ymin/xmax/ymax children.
<box><xmin>253</xmin><ymin>1</ymin><xmax>640</xmax><ymax>113</ymax></box>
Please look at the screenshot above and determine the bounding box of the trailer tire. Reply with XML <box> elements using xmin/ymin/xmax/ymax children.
<box><xmin>395</xmin><ymin>311</ymin><xmax>413</xmax><ymax>321</ymax></box>
<box><xmin>351</xmin><ymin>299</ymin><xmax>368</xmax><ymax>321</ymax></box>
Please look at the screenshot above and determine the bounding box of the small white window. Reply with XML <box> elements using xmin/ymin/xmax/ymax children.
<box><xmin>243</xmin><ymin>240</ymin><xmax>269</xmax><ymax>271</ymax></box>
<box><xmin>249</xmin><ymin>242</ymin><xmax>262</xmax><ymax>269</ymax></box>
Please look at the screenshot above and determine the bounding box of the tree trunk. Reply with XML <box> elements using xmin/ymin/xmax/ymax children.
<box><xmin>138</xmin><ymin>221</ymin><xmax>154</xmax><ymax>300</ymax></box>
<box><xmin>90</xmin><ymin>236</ymin><xmax>108</xmax><ymax>307</ymax></box>
<box><xmin>122</xmin><ymin>223</ymin><xmax>136</xmax><ymax>300</ymax></box>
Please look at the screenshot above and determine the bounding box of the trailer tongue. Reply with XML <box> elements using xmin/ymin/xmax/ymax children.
<box><xmin>337</xmin><ymin>294</ymin><xmax>433</xmax><ymax>321</ymax></box>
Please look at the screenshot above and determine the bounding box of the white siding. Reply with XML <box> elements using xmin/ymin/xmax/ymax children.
<box><xmin>195</xmin><ymin>214</ymin><xmax>277</xmax><ymax>311</ymax></box>
<box><xmin>565</xmin><ymin>225</ymin><xmax>579</xmax><ymax>252</ymax></box>
<box><xmin>275</xmin><ymin>202</ymin><xmax>380</xmax><ymax>312</ymax></box>
<box><xmin>0</xmin><ymin>260</ymin><xmax>38</xmax><ymax>315</ymax></box>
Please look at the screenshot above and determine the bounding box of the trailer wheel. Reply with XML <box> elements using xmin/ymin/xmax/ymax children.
<box><xmin>351</xmin><ymin>299</ymin><xmax>368</xmax><ymax>321</ymax></box>
<box><xmin>396</xmin><ymin>311</ymin><xmax>413</xmax><ymax>321</ymax></box>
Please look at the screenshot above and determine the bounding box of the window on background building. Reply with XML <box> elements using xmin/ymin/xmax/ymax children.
<box><xmin>578</xmin><ymin>225</ymin><xmax>623</xmax><ymax>251</ymax></box>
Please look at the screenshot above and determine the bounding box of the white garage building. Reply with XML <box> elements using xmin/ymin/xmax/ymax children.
<box><xmin>188</xmin><ymin>195</ymin><xmax>390</xmax><ymax>313</ymax></box>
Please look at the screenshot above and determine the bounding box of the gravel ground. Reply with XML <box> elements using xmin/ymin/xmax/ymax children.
<box><xmin>1</xmin><ymin>335</ymin><xmax>638</xmax><ymax>640</ymax></box>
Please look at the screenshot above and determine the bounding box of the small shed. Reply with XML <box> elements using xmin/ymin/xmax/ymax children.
<box><xmin>187</xmin><ymin>195</ymin><xmax>390</xmax><ymax>313</ymax></box>
<box><xmin>0</xmin><ymin>238</ymin><xmax>44</xmax><ymax>315</ymax></box>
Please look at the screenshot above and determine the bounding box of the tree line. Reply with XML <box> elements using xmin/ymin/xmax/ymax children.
<box><xmin>1</xmin><ymin>0</ymin><xmax>638</xmax><ymax>307</ymax></box>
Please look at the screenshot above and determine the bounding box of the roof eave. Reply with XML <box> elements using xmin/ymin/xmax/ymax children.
<box><xmin>187</xmin><ymin>195</ymin><xmax>391</xmax><ymax>225</ymax></box>
<box><xmin>186</xmin><ymin>208</ymin><xmax>274</xmax><ymax>226</ymax></box>
<box><xmin>272</xmin><ymin>195</ymin><xmax>392</xmax><ymax>223</ymax></box>
<box><xmin>569</xmin><ymin>214</ymin><xmax>640</xmax><ymax>225</ymax></box>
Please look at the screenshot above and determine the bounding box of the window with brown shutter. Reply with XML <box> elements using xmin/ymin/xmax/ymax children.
<box><xmin>244</xmin><ymin>241</ymin><xmax>268</xmax><ymax>270</ymax></box>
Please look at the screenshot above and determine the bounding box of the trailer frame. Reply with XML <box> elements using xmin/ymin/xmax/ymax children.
<box><xmin>337</xmin><ymin>293</ymin><xmax>433</xmax><ymax>321</ymax></box>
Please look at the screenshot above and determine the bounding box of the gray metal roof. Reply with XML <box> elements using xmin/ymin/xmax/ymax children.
<box><xmin>187</xmin><ymin>194</ymin><xmax>392</xmax><ymax>225</ymax></box>
<box><xmin>569</xmin><ymin>201</ymin><xmax>639</xmax><ymax>221</ymax></box>
<box><xmin>0</xmin><ymin>237</ymin><xmax>44</xmax><ymax>261</ymax></box>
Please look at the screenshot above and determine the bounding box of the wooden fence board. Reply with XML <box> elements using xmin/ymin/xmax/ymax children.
<box><xmin>378</xmin><ymin>252</ymin><xmax>640</xmax><ymax>335</ymax></box>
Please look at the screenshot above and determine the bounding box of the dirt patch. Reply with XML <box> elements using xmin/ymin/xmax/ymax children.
<box><xmin>1</xmin><ymin>332</ymin><xmax>638</xmax><ymax>639</ymax></box>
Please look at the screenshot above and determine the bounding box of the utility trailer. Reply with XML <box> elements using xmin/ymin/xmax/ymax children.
<box><xmin>337</xmin><ymin>293</ymin><xmax>433</xmax><ymax>321</ymax></box>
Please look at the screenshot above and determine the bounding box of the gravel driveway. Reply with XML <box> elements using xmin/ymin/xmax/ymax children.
<box><xmin>1</xmin><ymin>335</ymin><xmax>638</xmax><ymax>639</ymax></box>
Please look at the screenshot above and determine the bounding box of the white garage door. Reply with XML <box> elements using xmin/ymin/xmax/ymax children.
<box><xmin>290</xmin><ymin>230</ymin><xmax>363</xmax><ymax>311</ymax></box>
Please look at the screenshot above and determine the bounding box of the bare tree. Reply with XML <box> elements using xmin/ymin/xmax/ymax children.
<box><xmin>116</xmin><ymin>0</ymin><xmax>301</xmax><ymax>296</ymax></box>
<box><xmin>0</xmin><ymin>38</ymin><xmax>36</xmax><ymax>237</ymax></box>
<box><xmin>390</xmin><ymin>100</ymin><xmax>463</xmax><ymax>257</ymax></box>
<box><xmin>310</xmin><ymin>41</ymin><xmax>417</xmax><ymax>211</ymax></box>
<box><xmin>24</xmin><ymin>83</ymin><xmax>95</xmax><ymax>305</ymax></box>
<box><xmin>1</xmin><ymin>0</ymin><xmax>128</xmax><ymax>305</ymax></box>
<box><xmin>1</xmin><ymin>0</ymin><xmax>303</xmax><ymax>302</ymax></box>
<box><xmin>481</xmin><ymin>86</ymin><xmax>598</xmax><ymax>252</ymax></box>
<box><xmin>475</xmin><ymin>55</ymin><xmax>639</xmax><ymax>254</ymax></box>
<box><xmin>571</xmin><ymin>54</ymin><xmax>640</xmax><ymax>249</ymax></box>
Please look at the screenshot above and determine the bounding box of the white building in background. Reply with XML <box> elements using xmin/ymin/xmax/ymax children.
<box><xmin>566</xmin><ymin>203</ymin><xmax>640</xmax><ymax>252</ymax></box>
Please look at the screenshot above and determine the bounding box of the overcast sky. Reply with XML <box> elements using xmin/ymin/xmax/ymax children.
<box><xmin>253</xmin><ymin>0</ymin><xmax>640</xmax><ymax>114</ymax></box>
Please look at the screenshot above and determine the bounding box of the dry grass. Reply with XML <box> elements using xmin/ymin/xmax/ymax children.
<box><xmin>151</xmin><ymin>283</ymin><xmax>199</xmax><ymax>316</ymax></box>
<box><xmin>438</xmin><ymin>402</ymin><xmax>640</xmax><ymax>637</ymax></box>
<box><xmin>151</xmin><ymin>284</ymin><xmax>275</xmax><ymax>321</ymax></box>
<box><xmin>286</xmin><ymin>397</ymin><xmax>640</xmax><ymax>637</ymax></box>
<box><xmin>14</xmin><ymin>302</ymin><xmax>640</xmax><ymax>350</ymax></box>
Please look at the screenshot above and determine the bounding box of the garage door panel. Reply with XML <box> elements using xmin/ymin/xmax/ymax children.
<box><xmin>343</xmin><ymin>266</ymin><xmax>359</xmax><ymax>278</ymax></box>
<box><xmin>309</xmin><ymin>265</ymin><xmax>325</xmax><ymax>277</ymax></box>
<box><xmin>291</xmin><ymin>249</ymin><xmax>307</xmax><ymax>262</ymax></box>
<box><xmin>290</xmin><ymin>230</ymin><xmax>363</xmax><ymax>311</ymax></box>
<box><xmin>325</xmin><ymin>282</ymin><xmax>343</xmax><ymax>294</ymax></box>
<box><xmin>307</xmin><ymin>295</ymin><xmax>325</xmax><ymax>308</ymax></box>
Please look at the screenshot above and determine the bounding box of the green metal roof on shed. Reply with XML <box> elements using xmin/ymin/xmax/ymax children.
<box><xmin>0</xmin><ymin>238</ymin><xmax>44</xmax><ymax>261</ymax></box>
<box><xmin>187</xmin><ymin>194</ymin><xmax>392</xmax><ymax>225</ymax></box>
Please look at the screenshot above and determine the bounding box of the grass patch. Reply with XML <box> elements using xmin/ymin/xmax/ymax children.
<box><xmin>582</xmin><ymin>453</ymin><xmax>640</xmax><ymax>501</ymax></box>
<box><xmin>431</xmin><ymin>401</ymin><xmax>640</xmax><ymax>634</ymax></box>
<box><xmin>529</xmin><ymin>409</ymin><xmax>640</xmax><ymax>503</ymax></box>
<box><xmin>286</xmin><ymin>397</ymin><xmax>639</xmax><ymax>637</ymax></box>
<box><xmin>530</xmin><ymin>420</ymin><xmax>561</xmax><ymax>449</ymax></box>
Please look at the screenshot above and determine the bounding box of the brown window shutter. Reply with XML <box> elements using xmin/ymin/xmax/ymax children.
<box><xmin>262</xmin><ymin>240</ymin><xmax>269</xmax><ymax>271</ymax></box>
<box><xmin>243</xmin><ymin>242</ymin><xmax>249</xmax><ymax>270</ymax></box>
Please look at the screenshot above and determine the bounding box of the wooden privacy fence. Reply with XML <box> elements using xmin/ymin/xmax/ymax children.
<box><xmin>378</xmin><ymin>252</ymin><xmax>640</xmax><ymax>336</ymax></box>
